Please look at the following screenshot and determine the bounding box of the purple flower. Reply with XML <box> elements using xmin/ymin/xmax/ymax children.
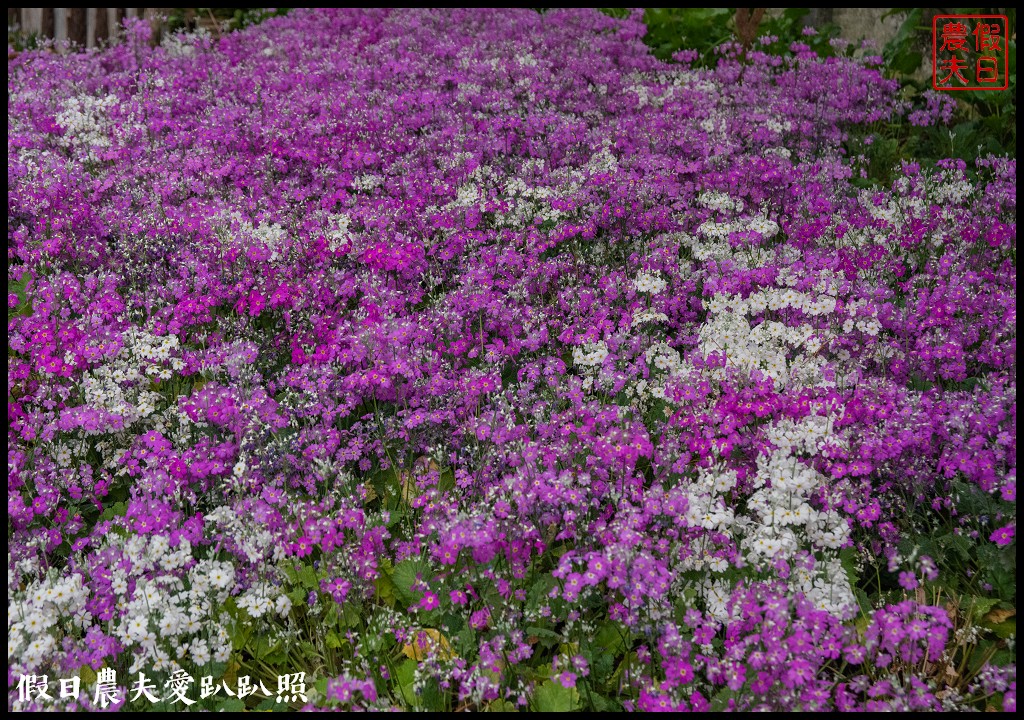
<box><xmin>990</xmin><ymin>525</ymin><xmax>1015</xmax><ymax>546</ymax></box>
<box><xmin>898</xmin><ymin>571</ymin><xmax>919</xmax><ymax>590</ymax></box>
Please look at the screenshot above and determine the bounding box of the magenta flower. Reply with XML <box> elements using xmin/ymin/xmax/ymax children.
<box><xmin>897</xmin><ymin>571</ymin><xmax>919</xmax><ymax>590</ymax></box>
<box><xmin>293</xmin><ymin>537</ymin><xmax>315</xmax><ymax>558</ymax></box>
<box><xmin>990</xmin><ymin>525</ymin><xmax>1015</xmax><ymax>546</ymax></box>
<box><xmin>4</xmin><ymin>7</ymin><xmax>1015</xmax><ymax>710</ymax></box>
<box><xmin>555</xmin><ymin>671</ymin><xmax>577</xmax><ymax>689</ymax></box>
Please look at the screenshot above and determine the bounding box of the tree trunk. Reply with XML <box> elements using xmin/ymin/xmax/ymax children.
<box><xmin>42</xmin><ymin>8</ymin><xmax>56</xmax><ymax>38</ymax></box>
<box><xmin>95</xmin><ymin>8</ymin><xmax>109</xmax><ymax>44</ymax></box>
<box><xmin>735</xmin><ymin>8</ymin><xmax>766</xmax><ymax>50</ymax></box>
<box><xmin>68</xmin><ymin>8</ymin><xmax>87</xmax><ymax>46</ymax></box>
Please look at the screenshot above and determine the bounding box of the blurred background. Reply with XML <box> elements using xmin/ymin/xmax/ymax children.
<box><xmin>7</xmin><ymin>7</ymin><xmax>286</xmax><ymax>48</ymax></box>
<box><xmin>8</xmin><ymin>8</ymin><xmax>1015</xmax><ymax>165</ymax></box>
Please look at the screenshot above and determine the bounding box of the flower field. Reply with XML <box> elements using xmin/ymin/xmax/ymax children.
<box><xmin>7</xmin><ymin>8</ymin><xmax>1016</xmax><ymax>711</ymax></box>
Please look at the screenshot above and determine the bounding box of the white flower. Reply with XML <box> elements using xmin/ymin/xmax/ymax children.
<box><xmin>159</xmin><ymin>611</ymin><xmax>182</xmax><ymax>638</ymax></box>
<box><xmin>190</xmin><ymin>638</ymin><xmax>211</xmax><ymax>666</ymax></box>
<box><xmin>209</xmin><ymin>563</ymin><xmax>234</xmax><ymax>590</ymax></box>
<box><xmin>698</xmin><ymin>220</ymin><xmax>735</xmax><ymax>239</ymax></box>
<box><xmin>707</xmin><ymin>294</ymin><xmax>729</xmax><ymax>314</ymax></box>
<box><xmin>213</xmin><ymin>642</ymin><xmax>232</xmax><ymax>664</ymax></box>
<box><xmin>634</xmin><ymin>271</ymin><xmax>667</xmax><ymax>295</ymax></box>
<box><xmin>712</xmin><ymin>470</ymin><xmax>737</xmax><ymax>494</ymax></box>
<box><xmin>631</xmin><ymin>309</ymin><xmax>669</xmax><ymax>327</ymax></box>
<box><xmin>572</xmin><ymin>341</ymin><xmax>609</xmax><ymax>368</ymax></box>
<box><xmin>747</xmin><ymin>216</ymin><xmax>779</xmax><ymax>237</ymax></box>
<box><xmin>126</xmin><ymin>616</ymin><xmax>149</xmax><ymax>641</ymax></box>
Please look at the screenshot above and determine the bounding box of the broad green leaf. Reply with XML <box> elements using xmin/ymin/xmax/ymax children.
<box><xmin>533</xmin><ymin>680</ymin><xmax>580</xmax><ymax>712</ymax></box>
<box><xmin>484</xmin><ymin>699</ymin><xmax>518</xmax><ymax>711</ymax></box>
<box><xmin>985</xmin><ymin>617</ymin><xmax>1016</xmax><ymax>639</ymax></box>
<box><xmin>711</xmin><ymin>686</ymin><xmax>737</xmax><ymax>711</ymax></box>
<box><xmin>298</xmin><ymin>564</ymin><xmax>318</xmax><ymax>589</ymax></box>
<box><xmin>217</xmin><ymin>698</ymin><xmax>246</xmax><ymax>712</ymax></box>
<box><xmin>391</xmin><ymin>558</ymin><xmax>431</xmax><ymax>604</ymax></box>
<box><xmin>968</xmin><ymin>596</ymin><xmax>1000</xmax><ymax>621</ymax></box>
<box><xmin>594</xmin><ymin>621</ymin><xmax>626</xmax><ymax>655</ymax></box>
<box><xmin>396</xmin><ymin>658</ymin><xmax>418</xmax><ymax>706</ymax></box>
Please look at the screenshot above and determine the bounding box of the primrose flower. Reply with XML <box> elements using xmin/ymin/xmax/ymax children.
<box><xmin>4</xmin><ymin>7</ymin><xmax>1014</xmax><ymax>711</ymax></box>
<box><xmin>634</xmin><ymin>271</ymin><xmax>667</xmax><ymax>294</ymax></box>
<box><xmin>990</xmin><ymin>525</ymin><xmax>1015</xmax><ymax>546</ymax></box>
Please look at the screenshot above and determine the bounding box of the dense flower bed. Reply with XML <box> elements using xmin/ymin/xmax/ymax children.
<box><xmin>8</xmin><ymin>8</ymin><xmax>1016</xmax><ymax>711</ymax></box>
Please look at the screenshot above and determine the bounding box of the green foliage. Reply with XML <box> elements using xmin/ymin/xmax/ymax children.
<box><xmin>756</xmin><ymin>8</ymin><xmax>843</xmax><ymax>57</ymax></box>
<box><xmin>220</xmin><ymin>7</ymin><xmax>291</xmax><ymax>32</ymax></box>
<box><xmin>532</xmin><ymin>680</ymin><xmax>581</xmax><ymax>712</ymax></box>
<box><xmin>601</xmin><ymin>8</ymin><xmax>843</xmax><ymax>64</ymax></box>
<box><xmin>7</xmin><ymin>29</ymin><xmax>44</xmax><ymax>52</ymax></box>
<box><xmin>851</xmin><ymin>475</ymin><xmax>1017</xmax><ymax>661</ymax></box>
<box><xmin>851</xmin><ymin>8</ymin><xmax>1018</xmax><ymax>184</ymax></box>
<box><xmin>8</xmin><ymin>274</ymin><xmax>33</xmax><ymax>319</ymax></box>
<box><xmin>390</xmin><ymin>558</ymin><xmax>433</xmax><ymax>605</ymax></box>
<box><xmin>638</xmin><ymin>8</ymin><xmax>733</xmax><ymax>61</ymax></box>
<box><xmin>882</xmin><ymin>8</ymin><xmax>926</xmax><ymax>76</ymax></box>
<box><xmin>166</xmin><ymin>7</ymin><xmax>291</xmax><ymax>35</ymax></box>
<box><xmin>16</xmin><ymin>8</ymin><xmax>1012</xmax><ymax>711</ymax></box>
<box><xmin>598</xmin><ymin>7</ymin><xmax>1015</xmax><ymax>186</ymax></box>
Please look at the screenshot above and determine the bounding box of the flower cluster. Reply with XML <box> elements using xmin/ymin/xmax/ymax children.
<box><xmin>8</xmin><ymin>8</ymin><xmax>1014</xmax><ymax>712</ymax></box>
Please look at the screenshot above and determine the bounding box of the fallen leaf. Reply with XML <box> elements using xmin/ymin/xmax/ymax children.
<box><xmin>983</xmin><ymin>607</ymin><xmax>1016</xmax><ymax>625</ymax></box>
<box><xmin>402</xmin><ymin>628</ymin><xmax>455</xmax><ymax>661</ymax></box>
<box><xmin>363</xmin><ymin>482</ymin><xmax>378</xmax><ymax>503</ymax></box>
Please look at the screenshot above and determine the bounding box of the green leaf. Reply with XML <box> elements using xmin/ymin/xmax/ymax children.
<box><xmin>594</xmin><ymin>621</ymin><xmax>627</xmax><ymax>656</ymax></box>
<box><xmin>385</xmin><ymin>507</ymin><xmax>406</xmax><ymax>527</ymax></box>
<box><xmin>250</xmin><ymin>634</ymin><xmax>282</xmax><ymax>660</ymax></box>
<box><xmin>441</xmin><ymin>611</ymin><xmax>465</xmax><ymax>635</ymax></box>
<box><xmin>533</xmin><ymin>680</ymin><xmax>580</xmax><ymax>712</ymax></box>
<box><xmin>782</xmin><ymin>8</ymin><xmax>810</xmax><ymax>23</ymax></box>
<box><xmin>527</xmin><ymin>576</ymin><xmax>558</xmax><ymax>609</ymax></box>
<box><xmin>100</xmin><ymin>501</ymin><xmax>128</xmax><ymax>521</ymax></box>
<box><xmin>229</xmin><ymin>622</ymin><xmax>253</xmax><ymax>651</ymax></box>
<box><xmin>375</xmin><ymin>571</ymin><xmax>398</xmax><ymax>607</ymax></box>
<box><xmin>7</xmin><ymin>276</ymin><xmax>34</xmax><ymax>318</ymax></box>
<box><xmin>396</xmin><ymin>658</ymin><xmax>418</xmax><ymax>706</ymax></box>
<box><xmin>937</xmin><ymin>532</ymin><xmax>973</xmax><ymax>561</ymax></box>
<box><xmin>298</xmin><ymin>564</ymin><xmax>318</xmax><ymax>590</ymax></box>
<box><xmin>882</xmin><ymin>9</ymin><xmax>924</xmax><ymax>74</ymax></box>
<box><xmin>590</xmin><ymin>692</ymin><xmax>622</xmax><ymax>711</ymax></box>
<box><xmin>525</xmin><ymin>625</ymin><xmax>562</xmax><ymax>640</ymax></box>
<box><xmin>340</xmin><ymin>601</ymin><xmax>363</xmax><ymax>628</ymax></box>
<box><xmin>525</xmin><ymin>625</ymin><xmax>562</xmax><ymax>649</ymax></box>
<box><xmin>484</xmin><ymin>699</ymin><xmax>518</xmax><ymax>711</ymax></box>
<box><xmin>968</xmin><ymin>596</ymin><xmax>1001</xmax><ymax>621</ymax></box>
<box><xmin>255</xmin><ymin>696</ymin><xmax>278</xmax><ymax>711</ymax></box>
<box><xmin>889</xmin><ymin>50</ymin><xmax>923</xmax><ymax>75</ymax></box>
<box><xmin>391</xmin><ymin>558</ymin><xmax>431</xmax><ymax>605</ymax></box>
<box><xmin>711</xmin><ymin>686</ymin><xmax>737</xmax><ymax>711</ymax></box>
<box><xmin>438</xmin><ymin>467</ymin><xmax>456</xmax><ymax>493</ymax></box>
<box><xmin>983</xmin><ymin>617</ymin><xmax>1016</xmax><ymax>639</ymax></box>
<box><xmin>839</xmin><ymin>546</ymin><xmax>860</xmax><ymax>585</ymax></box>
